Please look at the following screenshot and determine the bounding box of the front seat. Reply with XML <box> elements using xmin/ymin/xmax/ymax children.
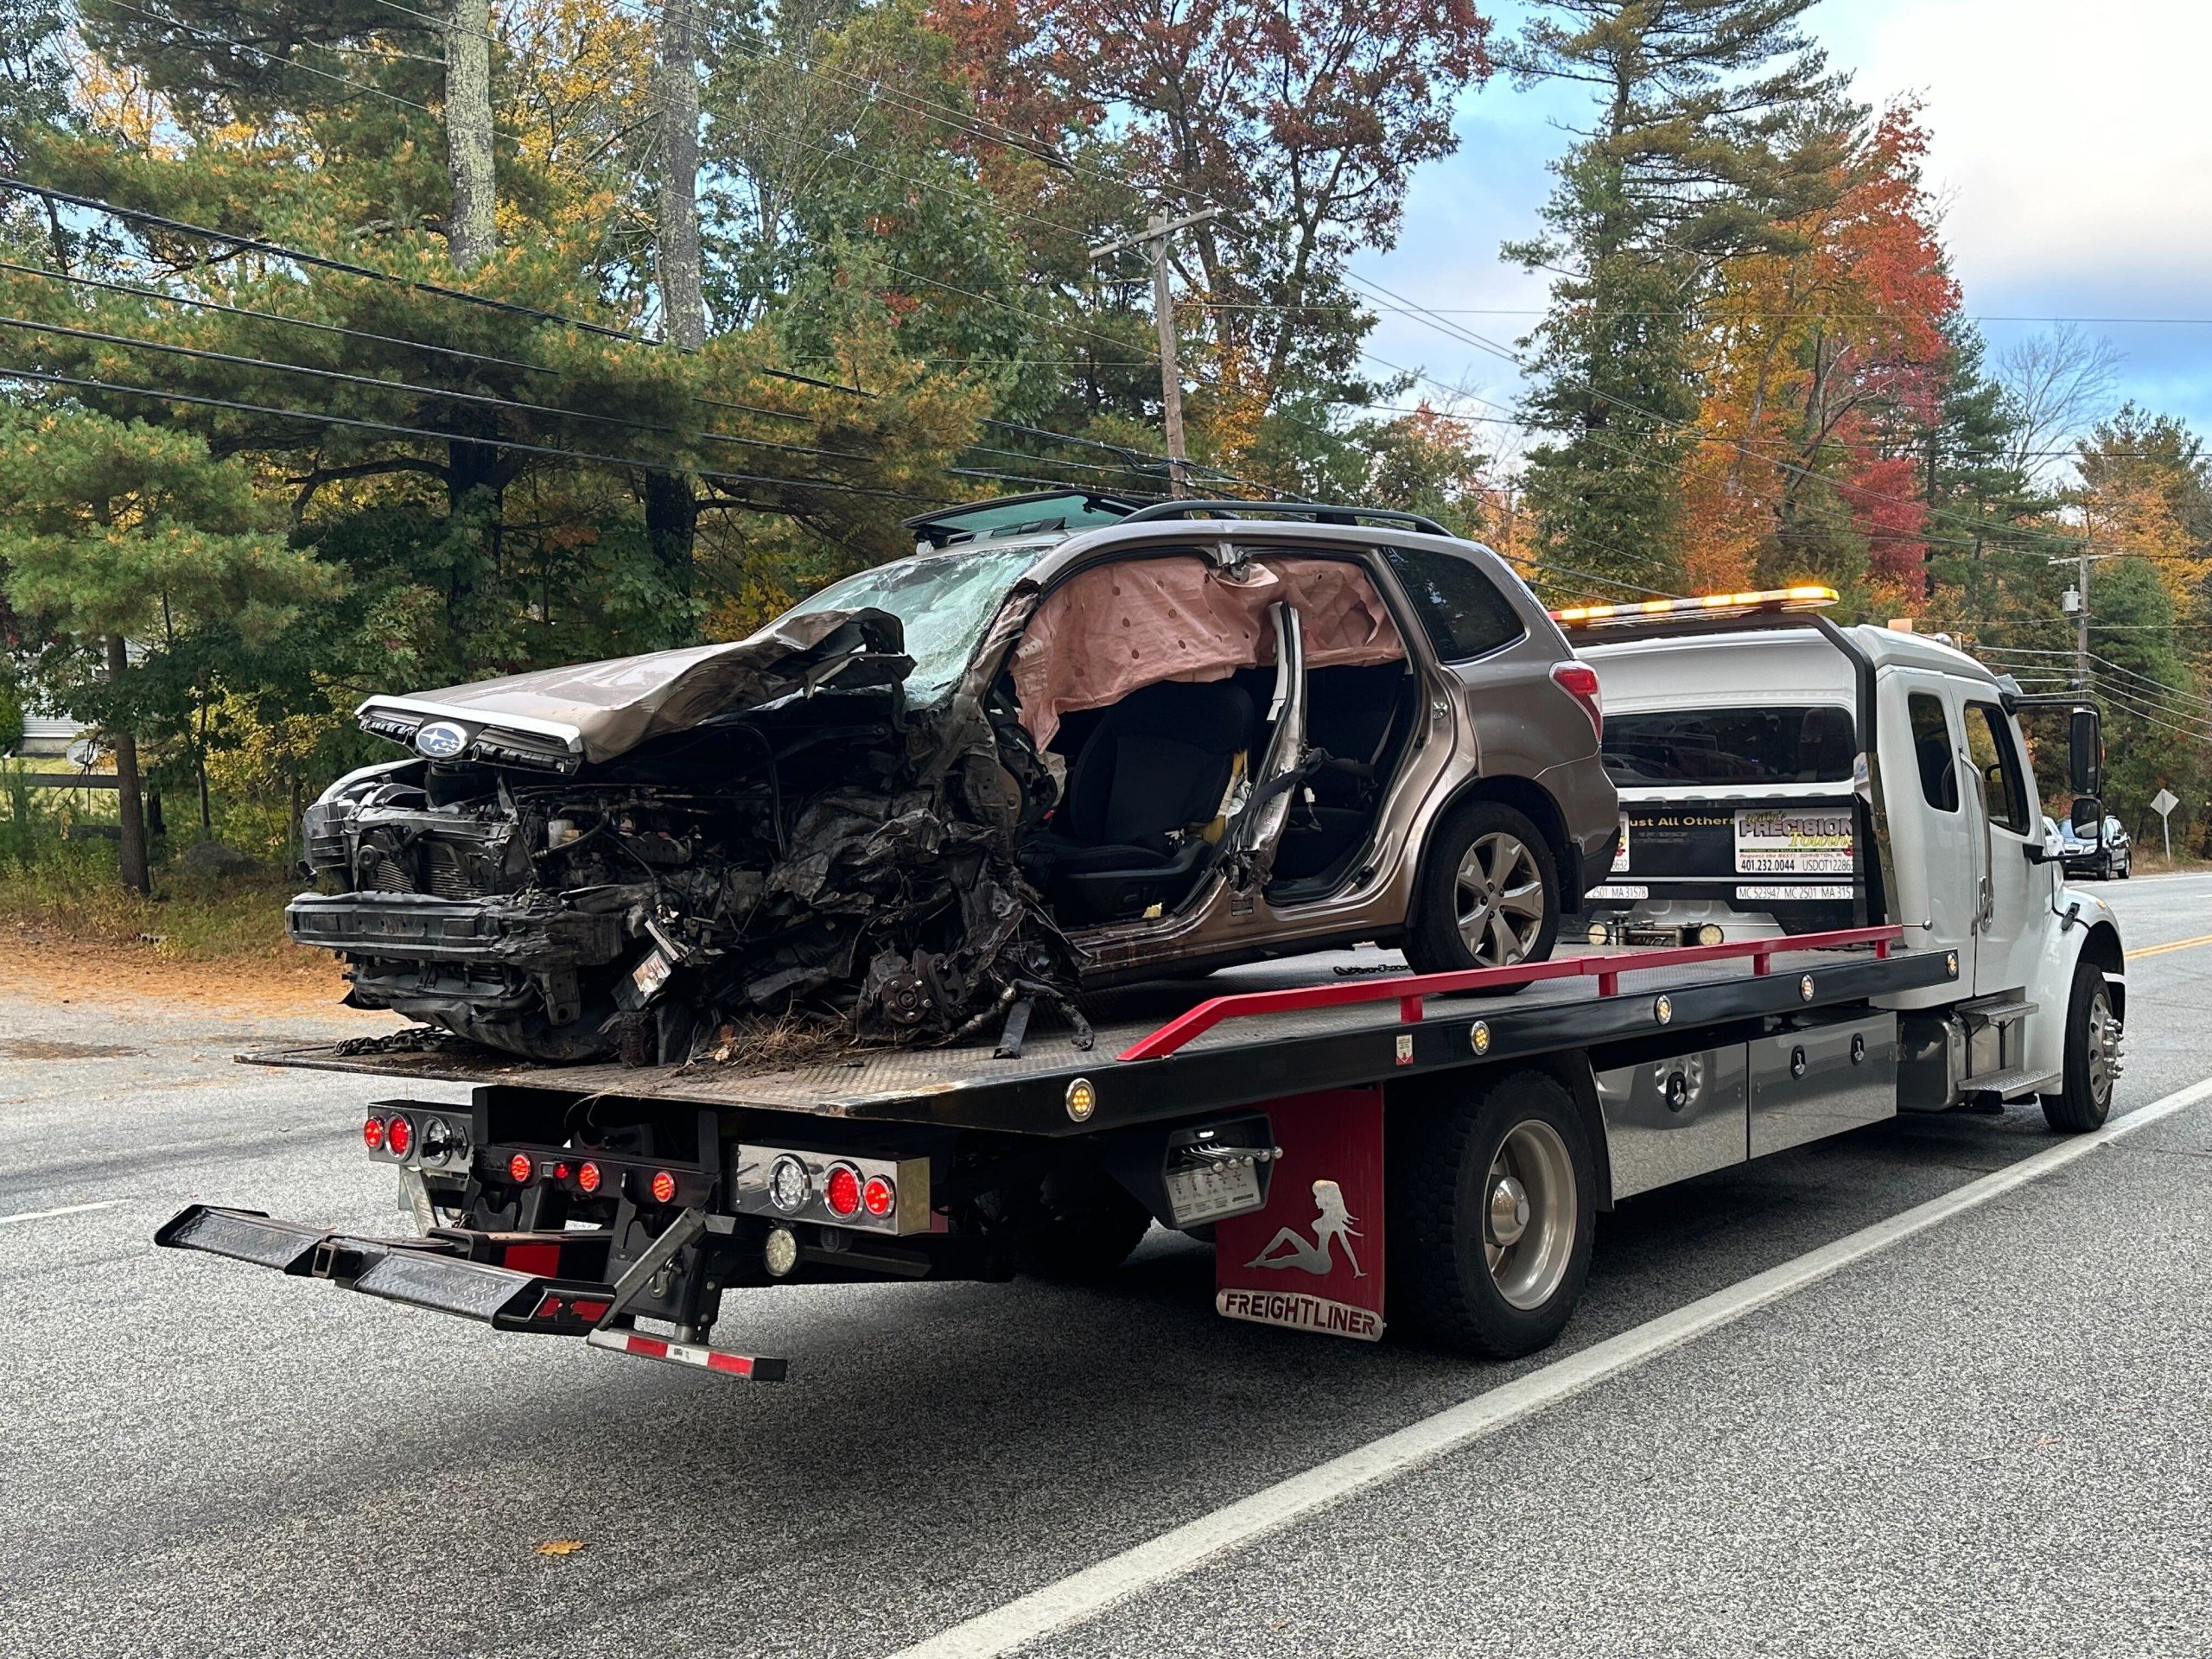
<box><xmin>1037</xmin><ymin>679</ymin><xmax>1255</xmax><ymax>925</ymax></box>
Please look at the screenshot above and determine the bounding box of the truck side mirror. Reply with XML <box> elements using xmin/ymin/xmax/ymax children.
<box><xmin>2069</xmin><ymin>796</ymin><xmax>2102</xmax><ymax>837</ymax></box>
<box><xmin>2068</xmin><ymin>709</ymin><xmax>2102</xmax><ymax>797</ymax></box>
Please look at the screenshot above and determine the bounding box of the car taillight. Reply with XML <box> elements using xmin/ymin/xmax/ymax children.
<box><xmin>650</xmin><ymin>1169</ymin><xmax>677</xmax><ymax>1205</ymax></box>
<box><xmin>362</xmin><ymin>1116</ymin><xmax>385</xmax><ymax>1151</ymax></box>
<box><xmin>385</xmin><ymin>1115</ymin><xmax>413</xmax><ymax>1158</ymax></box>
<box><xmin>861</xmin><ymin>1174</ymin><xmax>896</xmax><ymax>1219</ymax></box>
<box><xmin>577</xmin><ymin>1160</ymin><xmax>603</xmax><ymax>1195</ymax></box>
<box><xmin>508</xmin><ymin>1152</ymin><xmax>533</xmax><ymax>1185</ymax></box>
<box><xmin>1551</xmin><ymin>661</ymin><xmax>1603</xmax><ymax>741</ymax></box>
<box><xmin>823</xmin><ymin>1162</ymin><xmax>863</xmax><ymax>1219</ymax></box>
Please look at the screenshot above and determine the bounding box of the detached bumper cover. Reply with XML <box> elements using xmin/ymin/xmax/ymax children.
<box><xmin>285</xmin><ymin>890</ymin><xmax>631</xmax><ymax>969</ymax></box>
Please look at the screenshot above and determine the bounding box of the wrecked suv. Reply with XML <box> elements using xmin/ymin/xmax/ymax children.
<box><xmin>289</xmin><ymin>497</ymin><xmax>1618</xmax><ymax>1064</ymax></box>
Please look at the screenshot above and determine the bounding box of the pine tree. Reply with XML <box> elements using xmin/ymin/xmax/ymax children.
<box><xmin>1506</xmin><ymin>0</ymin><xmax>1844</xmax><ymax>588</ymax></box>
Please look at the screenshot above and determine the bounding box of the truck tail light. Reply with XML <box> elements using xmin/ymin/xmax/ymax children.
<box><xmin>822</xmin><ymin>1162</ymin><xmax>862</xmax><ymax>1219</ymax></box>
<box><xmin>508</xmin><ymin>1152</ymin><xmax>534</xmax><ymax>1185</ymax></box>
<box><xmin>362</xmin><ymin>1116</ymin><xmax>385</xmax><ymax>1152</ymax></box>
<box><xmin>385</xmin><ymin>1115</ymin><xmax>413</xmax><ymax>1158</ymax></box>
<box><xmin>650</xmin><ymin>1170</ymin><xmax>677</xmax><ymax>1205</ymax></box>
<box><xmin>1551</xmin><ymin>662</ymin><xmax>1603</xmax><ymax>741</ymax></box>
<box><xmin>861</xmin><ymin>1175</ymin><xmax>896</xmax><ymax>1218</ymax></box>
<box><xmin>577</xmin><ymin>1160</ymin><xmax>603</xmax><ymax>1195</ymax></box>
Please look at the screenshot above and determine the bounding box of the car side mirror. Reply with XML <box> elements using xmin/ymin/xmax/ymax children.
<box><xmin>2070</xmin><ymin>796</ymin><xmax>2102</xmax><ymax>838</ymax></box>
<box><xmin>2068</xmin><ymin>709</ymin><xmax>2102</xmax><ymax>796</ymax></box>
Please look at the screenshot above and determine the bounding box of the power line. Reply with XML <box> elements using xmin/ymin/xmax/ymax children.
<box><xmin>0</xmin><ymin>360</ymin><xmax>955</xmax><ymax>504</ymax></box>
<box><xmin>1</xmin><ymin>181</ymin><xmax>1198</xmax><ymax>481</ymax></box>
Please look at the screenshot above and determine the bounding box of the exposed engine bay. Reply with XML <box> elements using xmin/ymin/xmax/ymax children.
<box><xmin>290</xmin><ymin>550</ymin><xmax>1411</xmax><ymax>1066</ymax></box>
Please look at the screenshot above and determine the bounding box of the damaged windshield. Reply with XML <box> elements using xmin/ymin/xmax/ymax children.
<box><xmin>782</xmin><ymin>545</ymin><xmax>1044</xmax><ymax>700</ymax></box>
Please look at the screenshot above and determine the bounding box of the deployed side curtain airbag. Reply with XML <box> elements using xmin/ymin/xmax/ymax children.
<box><xmin>1012</xmin><ymin>556</ymin><xmax>1404</xmax><ymax>747</ymax></box>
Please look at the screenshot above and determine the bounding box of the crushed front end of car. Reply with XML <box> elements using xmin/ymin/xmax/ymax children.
<box><xmin>290</xmin><ymin>604</ymin><xmax>1078</xmax><ymax>1065</ymax></box>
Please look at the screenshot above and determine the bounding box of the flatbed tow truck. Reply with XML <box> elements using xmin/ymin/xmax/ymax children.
<box><xmin>156</xmin><ymin>596</ymin><xmax>2127</xmax><ymax>1378</ymax></box>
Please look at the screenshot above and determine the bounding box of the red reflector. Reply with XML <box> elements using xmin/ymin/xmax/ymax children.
<box><xmin>1550</xmin><ymin>661</ymin><xmax>1603</xmax><ymax>741</ymax></box>
<box><xmin>823</xmin><ymin>1162</ymin><xmax>862</xmax><ymax>1219</ymax></box>
<box><xmin>861</xmin><ymin>1174</ymin><xmax>895</xmax><ymax>1218</ymax></box>
<box><xmin>362</xmin><ymin>1116</ymin><xmax>385</xmax><ymax>1151</ymax></box>
<box><xmin>504</xmin><ymin>1242</ymin><xmax>563</xmax><ymax>1277</ymax></box>
<box><xmin>508</xmin><ymin>1152</ymin><xmax>533</xmax><ymax>1185</ymax></box>
<box><xmin>385</xmin><ymin>1115</ymin><xmax>413</xmax><ymax>1157</ymax></box>
<box><xmin>650</xmin><ymin>1170</ymin><xmax>677</xmax><ymax>1205</ymax></box>
<box><xmin>570</xmin><ymin>1298</ymin><xmax>610</xmax><ymax>1322</ymax></box>
<box><xmin>577</xmin><ymin>1160</ymin><xmax>602</xmax><ymax>1195</ymax></box>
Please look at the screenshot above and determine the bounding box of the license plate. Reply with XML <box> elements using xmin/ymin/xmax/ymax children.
<box><xmin>1164</xmin><ymin>1160</ymin><xmax>1263</xmax><ymax>1226</ymax></box>
<box><xmin>630</xmin><ymin>946</ymin><xmax>675</xmax><ymax>1001</ymax></box>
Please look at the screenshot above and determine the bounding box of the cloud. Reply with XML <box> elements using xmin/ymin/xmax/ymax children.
<box><xmin>1830</xmin><ymin>0</ymin><xmax>2212</xmax><ymax>298</ymax></box>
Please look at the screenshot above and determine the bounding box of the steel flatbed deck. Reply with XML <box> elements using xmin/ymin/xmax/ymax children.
<box><xmin>244</xmin><ymin>933</ymin><xmax>1955</xmax><ymax>1136</ymax></box>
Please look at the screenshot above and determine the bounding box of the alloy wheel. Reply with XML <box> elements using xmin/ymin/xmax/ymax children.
<box><xmin>1482</xmin><ymin>1118</ymin><xmax>1577</xmax><ymax>1310</ymax></box>
<box><xmin>1454</xmin><ymin>832</ymin><xmax>1547</xmax><ymax>965</ymax></box>
<box><xmin>2087</xmin><ymin>983</ymin><xmax>2119</xmax><ymax>1109</ymax></box>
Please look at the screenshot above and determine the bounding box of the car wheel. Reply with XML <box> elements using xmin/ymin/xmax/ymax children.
<box><xmin>1390</xmin><ymin>1070</ymin><xmax>1596</xmax><ymax>1357</ymax></box>
<box><xmin>1402</xmin><ymin>801</ymin><xmax>1560</xmax><ymax>979</ymax></box>
<box><xmin>2041</xmin><ymin>958</ymin><xmax>2120</xmax><ymax>1133</ymax></box>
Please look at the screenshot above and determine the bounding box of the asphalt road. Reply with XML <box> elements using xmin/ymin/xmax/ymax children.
<box><xmin>3</xmin><ymin>874</ymin><xmax>2209</xmax><ymax>1659</ymax></box>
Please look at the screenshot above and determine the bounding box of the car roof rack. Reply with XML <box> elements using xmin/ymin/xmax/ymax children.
<box><xmin>902</xmin><ymin>489</ymin><xmax>1160</xmax><ymax>550</ymax></box>
<box><xmin>1116</xmin><ymin>499</ymin><xmax>1453</xmax><ymax>537</ymax></box>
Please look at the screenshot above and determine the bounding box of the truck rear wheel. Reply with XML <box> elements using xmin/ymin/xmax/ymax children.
<box><xmin>1391</xmin><ymin>1070</ymin><xmax>1595</xmax><ymax>1358</ymax></box>
<box><xmin>2042</xmin><ymin>958</ymin><xmax>2120</xmax><ymax>1133</ymax></box>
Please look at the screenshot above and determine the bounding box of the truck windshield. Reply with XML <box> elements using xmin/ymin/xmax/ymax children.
<box><xmin>1605</xmin><ymin>705</ymin><xmax>1857</xmax><ymax>786</ymax></box>
<box><xmin>779</xmin><ymin>545</ymin><xmax>1044</xmax><ymax>700</ymax></box>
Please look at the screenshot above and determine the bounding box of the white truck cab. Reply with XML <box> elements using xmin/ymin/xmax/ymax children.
<box><xmin>1574</xmin><ymin>597</ymin><xmax>2125</xmax><ymax>1131</ymax></box>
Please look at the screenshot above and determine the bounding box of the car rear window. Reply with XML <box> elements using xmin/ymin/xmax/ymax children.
<box><xmin>1379</xmin><ymin>545</ymin><xmax>1525</xmax><ymax>662</ymax></box>
<box><xmin>1603</xmin><ymin>705</ymin><xmax>1858</xmax><ymax>786</ymax></box>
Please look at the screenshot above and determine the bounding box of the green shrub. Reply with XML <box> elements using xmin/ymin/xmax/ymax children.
<box><xmin>0</xmin><ymin>679</ymin><xmax>22</xmax><ymax>756</ymax></box>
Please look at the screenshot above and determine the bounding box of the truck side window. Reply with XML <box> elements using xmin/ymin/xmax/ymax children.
<box><xmin>1966</xmin><ymin>702</ymin><xmax>2032</xmax><ymax>833</ymax></box>
<box><xmin>1379</xmin><ymin>545</ymin><xmax>1526</xmax><ymax>662</ymax></box>
<box><xmin>1907</xmin><ymin>692</ymin><xmax>1959</xmax><ymax>811</ymax></box>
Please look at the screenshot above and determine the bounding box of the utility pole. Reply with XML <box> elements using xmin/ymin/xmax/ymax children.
<box><xmin>2050</xmin><ymin>547</ymin><xmax>2123</xmax><ymax>690</ymax></box>
<box><xmin>1090</xmin><ymin>207</ymin><xmax>1222</xmax><ymax>498</ymax></box>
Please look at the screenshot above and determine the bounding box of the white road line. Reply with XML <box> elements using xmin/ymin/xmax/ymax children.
<box><xmin>0</xmin><ymin>1198</ymin><xmax>130</xmax><ymax>1228</ymax></box>
<box><xmin>887</xmin><ymin>1074</ymin><xmax>2212</xmax><ymax>1659</ymax></box>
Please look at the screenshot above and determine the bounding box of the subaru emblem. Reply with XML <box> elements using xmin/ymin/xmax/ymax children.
<box><xmin>414</xmin><ymin>720</ymin><xmax>469</xmax><ymax>760</ymax></box>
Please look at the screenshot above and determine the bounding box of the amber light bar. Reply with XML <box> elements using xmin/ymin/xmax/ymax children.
<box><xmin>1550</xmin><ymin>584</ymin><xmax>1839</xmax><ymax>628</ymax></box>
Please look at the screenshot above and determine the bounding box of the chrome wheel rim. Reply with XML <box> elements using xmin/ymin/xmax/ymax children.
<box><xmin>1454</xmin><ymin>832</ymin><xmax>1546</xmax><ymax>966</ymax></box>
<box><xmin>2087</xmin><ymin>984</ymin><xmax>2118</xmax><ymax>1108</ymax></box>
<box><xmin>1483</xmin><ymin>1119</ymin><xmax>1576</xmax><ymax>1310</ymax></box>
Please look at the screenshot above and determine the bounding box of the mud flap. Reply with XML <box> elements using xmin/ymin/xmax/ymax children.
<box><xmin>1213</xmin><ymin>1088</ymin><xmax>1385</xmax><ymax>1341</ymax></box>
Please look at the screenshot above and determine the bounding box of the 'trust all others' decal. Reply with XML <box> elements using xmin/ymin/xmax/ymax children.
<box><xmin>1214</xmin><ymin>1087</ymin><xmax>1385</xmax><ymax>1342</ymax></box>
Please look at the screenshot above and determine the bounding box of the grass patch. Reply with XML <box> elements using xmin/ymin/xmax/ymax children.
<box><xmin>1</xmin><ymin>762</ymin><xmax>302</xmax><ymax>961</ymax></box>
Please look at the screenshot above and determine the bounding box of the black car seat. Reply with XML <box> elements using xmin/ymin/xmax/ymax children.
<box><xmin>1039</xmin><ymin>679</ymin><xmax>1255</xmax><ymax>924</ymax></box>
<box><xmin>1273</xmin><ymin>662</ymin><xmax>1408</xmax><ymax>883</ymax></box>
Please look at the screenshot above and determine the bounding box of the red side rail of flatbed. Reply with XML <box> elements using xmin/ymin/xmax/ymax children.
<box><xmin>1116</xmin><ymin>925</ymin><xmax>1904</xmax><ymax>1060</ymax></box>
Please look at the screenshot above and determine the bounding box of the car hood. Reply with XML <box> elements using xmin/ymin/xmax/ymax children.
<box><xmin>356</xmin><ymin>608</ymin><xmax>912</xmax><ymax>766</ymax></box>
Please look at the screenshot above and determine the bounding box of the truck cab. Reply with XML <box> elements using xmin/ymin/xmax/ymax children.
<box><xmin>1574</xmin><ymin>595</ymin><xmax>2125</xmax><ymax>1124</ymax></box>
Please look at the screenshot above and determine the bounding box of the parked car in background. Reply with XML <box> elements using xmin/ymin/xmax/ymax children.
<box><xmin>2056</xmin><ymin>811</ymin><xmax>2131</xmax><ymax>880</ymax></box>
<box><xmin>286</xmin><ymin>495</ymin><xmax>1618</xmax><ymax>1064</ymax></box>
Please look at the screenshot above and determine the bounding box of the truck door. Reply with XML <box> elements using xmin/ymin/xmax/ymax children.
<box><xmin>1957</xmin><ymin>689</ymin><xmax>2043</xmax><ymax>995</ymax></box>
<box><xmin>1885</xmin><ymin>681</ymin><xmax>1976</xmax><ymax>963</ymax></box>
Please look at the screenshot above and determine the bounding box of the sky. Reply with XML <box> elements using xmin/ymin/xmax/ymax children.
<box><xmin>1363</xmin><ymin>0</ymin><xmax>2212</xmax><ymax>462</ymax></box>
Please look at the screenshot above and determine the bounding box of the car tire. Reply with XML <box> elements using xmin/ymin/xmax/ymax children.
<box><xmin>1390</xmin><ymin>1069</ymin><xmax>1596</xmax><ymax>1358</ymax></box>
<box><xmin>1402</xmin><ymin>801</ymin><xmax>1560</xmax><ymax>981</ymax></box>
<box><xmin>2041</xmin><ymin>957</ymin><xmax>2120</xmax><ymax>1134</ymax></box>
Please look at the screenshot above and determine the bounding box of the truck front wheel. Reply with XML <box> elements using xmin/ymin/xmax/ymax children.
<box><xmin>1391</xmin><ymin>1070</ymin><xmax>1596</xmax><ymax>1358</ymax></box>
<box><xmin>2042</xmin><ymin>958</ymin><xmax>2120</xmax><ymax>1133</ymax></box>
